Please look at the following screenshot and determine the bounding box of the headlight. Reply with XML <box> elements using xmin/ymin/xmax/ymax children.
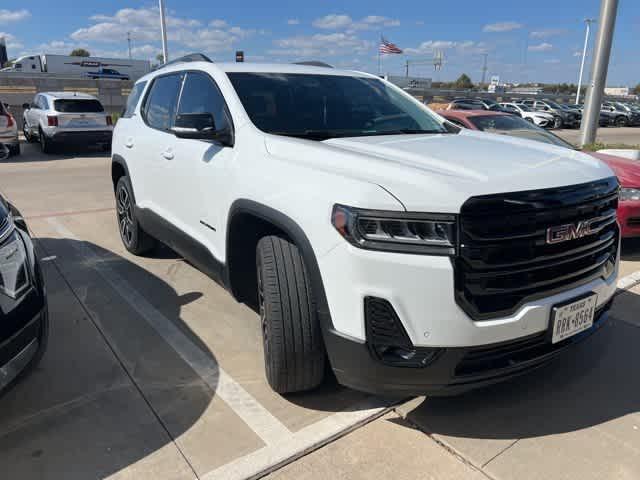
<box><xmin>0</xmin><ymin>215</ymin><xmax>30</xmax><ymax>298</ymax></box>
<box><xmin>620</xmin><ymin>188</ymin><xmax>640</xmax><ymax>202</ymax></box>
<box><xmin>331</xmin><ymin>204</ymin><xmax>456</xmax><ymax>255</ymax></box>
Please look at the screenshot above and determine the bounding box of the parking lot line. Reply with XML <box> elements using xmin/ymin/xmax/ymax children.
<box><xmin>201</xmin><ymin>396</ymin><xmax>393</xmax><ymax>480</ymax></box>
<box><xmin>47</xmin><ymin>217</ymin><xmax>293</xmax><ymax>446</ymax></box>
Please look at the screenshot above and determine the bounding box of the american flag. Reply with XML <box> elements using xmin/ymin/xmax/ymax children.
<box><xmin>379</xmin><ymin>37</ymin><xmax>403</xmax><ymax>55</ymax></box>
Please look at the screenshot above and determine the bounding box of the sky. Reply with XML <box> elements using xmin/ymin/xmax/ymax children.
<box><xmin>0</xmin><ymin>1</ymin><xmax>638</xmax><ymax>85</ymax></box>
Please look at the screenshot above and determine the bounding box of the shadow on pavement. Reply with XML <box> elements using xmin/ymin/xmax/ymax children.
<box><xmin>403</xmin><ymin>291</ymin><xmax>640</xmax><ymax>440</ymax></box>
<box><xmin>0</xmin><ymin>237</ymin><xmax>216</xmax><ymax>479</ymax></box>
<box><xmin>1</xmin><ymin>141</ymin><xmax>109</xmax><ymax>164</ymax></box>
<box><xmin>621</xmin><ymin>238</ymin><xmax>640</xmax><ymax>262</ymax></box>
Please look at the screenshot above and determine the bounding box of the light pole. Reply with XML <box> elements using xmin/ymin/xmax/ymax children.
<box><xmin>127</xmin><ymin>32</ymin><xmax>132</xmax><ymax>59</ymax></box>
<box><xmin>576</xmin><ymin>18</ymin><xmax>596</xmax><ymax>105</ymax></box>
<box><xmin>580</xmin><ymin>0</ymin><xmax>619</xmax><ymax>147</ymax></box>
<box><xmin>159</xmin><ymin>0</ymin><xmax>169</xmax><ymax>64</ymax></box>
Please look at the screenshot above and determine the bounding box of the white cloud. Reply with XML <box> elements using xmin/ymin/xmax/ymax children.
<box><xmin>270</xmin><ymin>33</ymin><xmax>371</xmax><ymax>57</ymax></box>
<box><xmin>0</xmin><ymin>32</ymin><xmax>23</xmax><ymax>51</ymax></box>
<box><xmin>0</xmin><ymin>9</ymin><xmax>30</xmax><ymax>24</ymax></box>
<box><xmin>312</xmin><ymin>13</ymin><xmax>399</xmax><ymax>32</ymax></box>
<box><xmin>482</xmin><ymin>21</ymin><xmax>523</xmax><ymax>33</ymax></box>
<box><xmin>312</xmin><ymin>14</ymin><xmax>353</xmax><ymax>30</ymax></box>
<box><xmin>70</xmin><ymin>7</ymin><xmax>257</xmax><ymax>57</ymax></box>
<box><xmin>287</xmin><ymin>19</ymin><xmax>300</xmax><ymax>25</ymax></box>
<box><xmin>528</xmin><ymin>42</ymin><xmax>553</xmax><ymax>52</ymax></box>
<box><xmin>544</xmin><ymin>58</ymin><xmax>561</xmax><ymax>64</ymax></box>
<box><xmin>415</xmin><ymin>20</ymin><xmax>425</xmax><ymax>26</ymax></box>
<box><xmin>405</xmin><ymin>40</ymin><xmax>488</xmax><ymax>55</ymax></box>
<box><xmin>530</xmin><ymin>28</ymin><xmax>567</xmax><ymax>39</ymax></box>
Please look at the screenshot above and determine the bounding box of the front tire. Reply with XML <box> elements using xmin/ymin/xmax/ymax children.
<box><xmin>257</xmin><ymin>236</ymin><xmax>325</xmax><ymax>394</ymax></box>
<box><xmin>553</xmin><ymin>116</ymin><xmax>563</xmax><ymax>129</ymax></box>
<box><xmin>115</xmin><ymin>176</ymin><xmax>157</xmax><ymax>255</ymax></box>
<box><xmin>615</xmin><ymin>116</ymin><xmax>628</xmax><ymax>127</ymax></box>
<box><xmin>23</xmin><ymin>122</ymin><xmax>35</xmax><ymax>143</ymax></box>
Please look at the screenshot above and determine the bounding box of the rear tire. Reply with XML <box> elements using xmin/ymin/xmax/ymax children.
<box><xmin>615</xmin><ymin>116</ymin><xmax>628</xmax><ymax>127</ymax></box>
<box><xmin>115</xmin><ymin>176</ymin><xmax>157</xmax><ymax>255</ymax></box>
<box><xmin>553</xmin><ymin>116</ymin><xmax>563</xmax><ymax>129</ymax></box>
<box><xmin>39</xmin><ymin>128</ymin><xmax>53</xmax><ymax>154</ymax></box>
<box><xmin>257</xmin><ymin>235</ymin><xmax>325</xmax><ymax>394</ymax></box>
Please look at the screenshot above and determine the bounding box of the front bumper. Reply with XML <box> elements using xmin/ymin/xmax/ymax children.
<box><xmin>324</xmin><ymin>300</ymin><xmax>612</xmax><ymax>396</ymax></box>
<box><xmin>0</xmin><ymin>307</ymin><xmax>47</xmax><ymax>393</ymax></box>
<box><xmin>618</xmin><ymin>200</ymin><xmax>640</xmax><ymax>237</ymax></box>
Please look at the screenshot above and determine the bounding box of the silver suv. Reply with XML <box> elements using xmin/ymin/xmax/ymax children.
<box><xmin>22</xmin><ymin>92</ymin><xmax>113</xmax><ymax>153</ymax></box>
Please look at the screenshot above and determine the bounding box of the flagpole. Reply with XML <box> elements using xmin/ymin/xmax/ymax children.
<box><xmin>378</xmin><ymin>34</ymin><xmax>382</xmax><ymax>76</ymax></box>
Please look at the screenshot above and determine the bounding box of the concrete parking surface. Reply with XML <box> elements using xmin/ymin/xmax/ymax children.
<box><xmin>555</xmin><ymin>126</ymin><xmax>640</xmax><ymax>146</ymax></box>
<box><xmin>1</xmin><ymin>140</ymin><xmax>640</xmax><ymax>480</ymax></box>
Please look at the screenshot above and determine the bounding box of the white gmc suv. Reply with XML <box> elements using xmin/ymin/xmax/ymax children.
<box><xmin>111</xmin><ymin>55</ymin><xmax>619</xmax><ymax>396</ymax></box>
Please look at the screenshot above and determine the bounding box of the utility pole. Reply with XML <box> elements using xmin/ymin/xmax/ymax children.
<box><xmin>580</xmin><ymin>0</ymin><xmax>619</xmax><ymax>146</ymax></box>
<box><xmin>481</xmin><ymin>53</ymin><xmax>488</xmax><ymax>85</ymax></box>
<box><xmin>158</xmin><ymin>0</ymin><xmax>169</xmax><ymax>64</ymax></box>
<box><xmin>576</xmin><ymin>19</ymin><xmax>596</xmax><ymax>104</ymax></box>
<box><xmin>405</xmin><ymin>60</ymin><xmax>409</xmax><ymax>77</ymax></box>
<box><xmin>127</xmin><ymin>32</ymin><xmax>132</xmax><ymax>59</ymax></box>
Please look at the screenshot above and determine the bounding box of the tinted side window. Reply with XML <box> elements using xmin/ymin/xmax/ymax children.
<box><xmin>143</xmin><ymin>73</ymin><xmax>183</xmax><ymax>131</ymax></box>
<box><xmin>123</xmin><ymin>82</ymin><xmax>147</xmax><ymax>118</ymax></box>
<box><xmin>177</xmin><ymin>72</ymin><xmax>231</xmax><ymax>132</ymax></box>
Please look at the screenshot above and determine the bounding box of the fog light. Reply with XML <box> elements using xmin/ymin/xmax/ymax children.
<box><xmin>374</xmin><ymin>345</ymin><xmax>441</xmax><ymax>368</ymax></box>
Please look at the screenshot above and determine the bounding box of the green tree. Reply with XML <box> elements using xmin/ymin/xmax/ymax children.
<box><xmin>633</xmin><ymin>83</ymin><xmax>640</xmax><ymax>95</ymax></box>
<box><xmin>70</xmin><ymin>48</ymin><xmax>91</xmax><ymax>57</ymax></box>
<box><xmin>454</xmin><ymin>73</ymin><xmax>473</xmax><ymax>90</ymax></box>
<box><xmin>156</xmin><ymin>53</ymin><xmax>164</xmax><ymax>64</ymax></box>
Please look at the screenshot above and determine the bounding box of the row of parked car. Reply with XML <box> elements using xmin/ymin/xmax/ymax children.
<box><xmin>446</xmin><ymin>97</ymin><xmax>640</xmax><ymax>129</ymax></box>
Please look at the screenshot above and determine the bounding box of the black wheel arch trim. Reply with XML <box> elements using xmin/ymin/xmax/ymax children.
<box><xmin>226</xmin><ymin>199</ymin><xmax>334</xmax><ymax>329</ymax></box>
<box><xmin>111</xmin><ymin>154</ymin><xmax>135</xmax><ymax>200</ymax></box>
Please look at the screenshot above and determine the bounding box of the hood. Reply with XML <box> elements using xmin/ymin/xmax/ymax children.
<box><xmin>590</xmin><ymin>152</ymin><xmax>640</xmax><ymax>188</ymax></box>
<box><xmin>265</xmin><ymin>130</ymin><xmax>614</xmax><ymax>212</ymax></box>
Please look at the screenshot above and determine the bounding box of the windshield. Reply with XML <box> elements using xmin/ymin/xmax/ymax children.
<box><xmin>54</xmin><ymin>99</ymin><xmax>104</xmax><ymax>113</ymax></box>
<box><xmin>468</xmin><ymin>114</ymin><xmax>575</xmax><ymax>149</ymax></box>
<box><xmin>544</xmin><ymin>100</ymin><xmax>562</xmax><ymax>109</ymax></box>
<box><xmin>514</xmin><ymin>104</ymin><xmax>533</xmax><ymax>112</ymax></box>
<box><xmin>227</xmin><ymin>73</ymin><xmax>448</xmax><ymax>140</ymax></box>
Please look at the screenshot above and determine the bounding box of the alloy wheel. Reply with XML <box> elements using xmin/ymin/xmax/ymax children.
<box><xmin>116</xmin><ymin>184</ymin><xmax>134</xmax><ymax>246</ymax></box>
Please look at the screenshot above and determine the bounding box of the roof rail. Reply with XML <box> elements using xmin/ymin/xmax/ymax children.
<box><xmin>157</xmin><ymin>53</ymin><xmax>213</xmax><ymax>70</ymax></box>
<box><xmin>293</xmin><ymin>61</ymin><xmax>333</xmax><ymax>68</ymax></box>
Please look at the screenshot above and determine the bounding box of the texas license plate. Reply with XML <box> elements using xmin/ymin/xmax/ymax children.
<box><xmin>550</xmin><ymin>293</ymin><xmax>597</xmax><ymax>344</ymax></box>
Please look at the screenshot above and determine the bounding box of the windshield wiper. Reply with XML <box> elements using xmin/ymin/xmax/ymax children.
<box><xmin>269</xmin><ymin>130</ymin><xmax>360</xmax><ymax>140</ymax></box>
<box><xmin>367</xmin><ymin>129</ymin><xmax>448</xmax><ymax>136</ymax></box>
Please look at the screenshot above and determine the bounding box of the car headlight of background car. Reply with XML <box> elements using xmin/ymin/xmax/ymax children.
<box><xmin>332</xmin><ymin>204</ymin><xmax>456</xmax><ymax>255</ymax></box>
<box><xmin>0</xmin><ymin>214</ymin><xmax>30</xmax><ymax>298</ymax></box>
<box><xmin>620</xmin><ymin>188</ymin><xmax>640</xmax><ymax>202</ymax></box>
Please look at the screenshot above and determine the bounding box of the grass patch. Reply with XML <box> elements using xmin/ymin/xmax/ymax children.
<box><xmin>581</xmin><ymin>142</ymin><xmax>640</xmax><ymax>151</ymax></box>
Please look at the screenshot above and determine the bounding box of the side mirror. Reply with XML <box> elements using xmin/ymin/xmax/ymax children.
<box><xmin>22</xmin><ymin>103</ymin><xmax>30</xmax><ymax>110</ymax></box>
<box><xmin>171</xmin><ymin>113</ymin><xmax>234</xmax><ymax>147</ymax></box>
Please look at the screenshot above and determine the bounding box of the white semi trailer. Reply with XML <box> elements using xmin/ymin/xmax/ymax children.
<box><xmin>2</xmin><ymin>54</ymin><xmax>151</xmax><ymax>80</ymax></box>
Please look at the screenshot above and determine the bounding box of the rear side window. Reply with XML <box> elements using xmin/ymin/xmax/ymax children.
<box><xmin>122</xmin><ymin>82</ymin><xmax>147</xmax><ymax>118</ymax></box>
<box><xmin>143</xmin><ymin>73</ymin><xmax>183</xmax><ymax>131</ymax></box>
<box><xmin>176</xmin><ymin>72</ymin><xmax>231</xmax><ymax>132</ymax></box>
<box><xmin>54</xmin><ymin>99</ymin><xmax>104</xmax><ymax>113</ymax></box>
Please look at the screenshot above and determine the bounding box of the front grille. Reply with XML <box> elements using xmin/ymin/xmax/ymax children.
<box><xmin>455</xmin><ymin>177</ymin><xmax>619</xmax><ymax>321</ymax></box>
<box><xmin>455</xmin><ymin>300</ymin><xmax>611</xmax><ymax>377</ymax></box>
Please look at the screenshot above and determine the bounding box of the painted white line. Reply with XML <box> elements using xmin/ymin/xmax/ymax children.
<box><xmin>201</xmin><ymin>396</ymin><xmax>393</xmax><ymax>480</ymax></box>
<box><xmin>617</xmin><ymin>270</ymin><xmax>640</xmax><ymax>291</ymax></box>
<box><xmin>47</xmin><ymin>217</ymin><xmax>292</xmax><ymax>446</ymax></box>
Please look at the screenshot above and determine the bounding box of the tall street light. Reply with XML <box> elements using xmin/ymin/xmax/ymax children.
<box><xmin>576</xmin><ymin>18</ymin><xmax>596</xmax><ymax>105</ymax></box>
<box><xmin>159</xmin><ymin>0</ymin><xmax>169</xmax><ymax>64</ymax></box>
<box><xmin>580</xmin><ymin>0</ymin><xmax>619</xmax><ymax>146</ymax></box>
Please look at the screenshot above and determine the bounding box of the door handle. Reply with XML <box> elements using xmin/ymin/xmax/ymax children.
<box><xmin>162</xmin><ymin>149</ymin><xmax>174</xmax><ymax>160</ymax></box>
<box><xmin>125</xmin><ymin>138</ymin><xmax>134</xmax><ymax>148</ymax></box>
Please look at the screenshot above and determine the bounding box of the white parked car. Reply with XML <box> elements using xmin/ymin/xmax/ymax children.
<box><xmin>22</xmin><ymin>92</ymin><xmax>113</xmax><ymax>153</ymax></box>
<box><xmin>112</xmin><ymin>55</ymin><xmax>619</xmax><ymax>396</ymax></box>
<box><xmin>499</xmin><ymin>102</ymin><xmax>555</xmax><ymax>128</ymax></box>
<box><xmin>0</xmin><ymin>102</ymin><xmax>19</xmax><ymax>156</ymax></box>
